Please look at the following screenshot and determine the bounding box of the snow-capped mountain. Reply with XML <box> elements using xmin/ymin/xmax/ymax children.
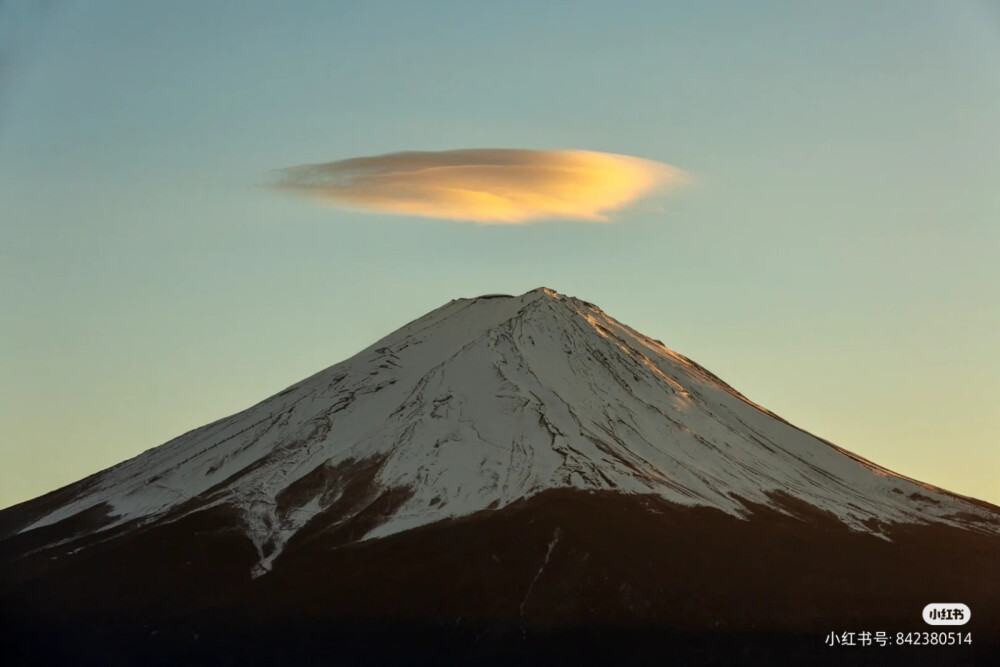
<box><xmin>2</xmin><ymin>288</ymin><xmax>998</xmax><ymax>666</ymax></box>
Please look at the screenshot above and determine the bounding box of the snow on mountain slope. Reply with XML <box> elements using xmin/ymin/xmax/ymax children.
<box><xmin>15</xmin><ymin>287</ymin><xmax>999</xmax><ymax>575</ymax></box>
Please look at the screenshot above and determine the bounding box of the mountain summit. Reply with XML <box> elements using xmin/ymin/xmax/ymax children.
<box><xmin>2</xmin><ymin>288</ymin><xmax>998</xmax><ymax>666</ymax></box>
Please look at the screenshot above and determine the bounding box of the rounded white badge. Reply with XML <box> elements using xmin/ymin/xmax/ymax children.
<box><xmin>922</xmin><ymin>603</ymin><xmax>971</xmax><ymax>625</ymax></box>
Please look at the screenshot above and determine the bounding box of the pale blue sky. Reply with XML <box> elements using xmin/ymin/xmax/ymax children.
<box><xmin>2</xmin><ymin>0</ymin><xmax>998</xmax><ymax>508</ymax></box>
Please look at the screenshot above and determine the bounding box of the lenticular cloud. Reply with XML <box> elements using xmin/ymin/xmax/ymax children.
<box><xmin>270</xmin><ymin>149</ymin><xmax>686</xmax><ymax>224</ymax></box>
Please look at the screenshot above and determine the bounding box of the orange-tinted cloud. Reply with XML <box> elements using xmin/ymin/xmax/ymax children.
<box><xmin>270</xmin><ymin>149</ymin><xmax>686</xmax><ymax>224</ymax></box>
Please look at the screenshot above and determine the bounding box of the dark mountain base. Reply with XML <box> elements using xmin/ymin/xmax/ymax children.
<box><xmin>2</xmin><ymin>489</ymin><xmax>998</xmax><ymax>666</ymax></box>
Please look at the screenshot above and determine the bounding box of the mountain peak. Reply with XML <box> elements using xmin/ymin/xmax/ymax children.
<box><xmin>7</xmin><ymin>289</ymin><xmax>999</xmax><ymax>580</ymax></box>
<box><xmin>458</xmin><ymin>286</ymin><xmax>562</xmax><ymax>303</ymax></box>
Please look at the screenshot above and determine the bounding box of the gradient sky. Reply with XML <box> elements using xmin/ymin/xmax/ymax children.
<box><xmin>2</xmin><ymin>0</ymin><xmax>998</xmax><ymax>509</ymax></box>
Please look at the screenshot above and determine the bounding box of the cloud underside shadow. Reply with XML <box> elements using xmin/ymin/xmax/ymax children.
<box><xmin>270</xmin><ymin>149</ymin><xmax>687</xmax><ymax>224</ymax></box>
